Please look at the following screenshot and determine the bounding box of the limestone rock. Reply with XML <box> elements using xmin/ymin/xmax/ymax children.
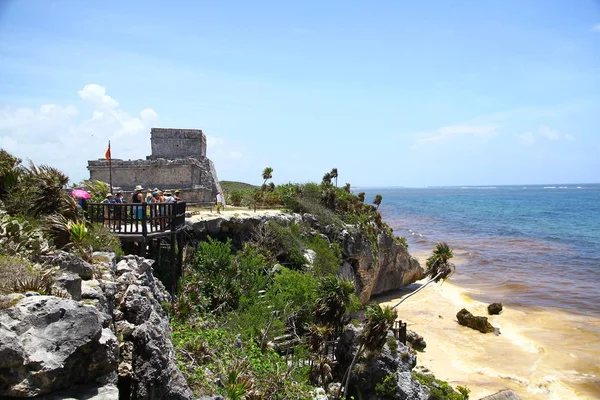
<box><xmin>479</xmin><ymin>389</ymin><xmax>523</xmax><ymax>399</ymax></box>
<box><xmin>457</xmin><ymin>308</ymin><xmax>500</xmax><ymax>334</ymax></box>
<box><xmin>488</xmin><ymin>303</ymin><xmax>503</xmax><ymax>315</ymax></box>
<box><xmin>53</xmin><ymin>272</ymin><xmax>82</xmax><ymax>300</ymax></box>
<box><xmin>407</xmin><ymin>329</ymin><xmax>427</xmax><ymax>351</ymax></box>
<box><xmin>31</xmin><ymin>382</ymin><xmax>119</xmax><ymax>400</ymax></box>
<box><xmin>335</xmin><ymin>325</ymin><xmax>429</xmax><ymax>400</ymax></box>
<box><xmin>36</xmin><ymin>250</ymin><xmax>94</xmax><ymax>280</ymax></box>
<box><xmin>0</xmin><ymin>296</ymin><xmax>118</xmax><ymax>397</ymax></box>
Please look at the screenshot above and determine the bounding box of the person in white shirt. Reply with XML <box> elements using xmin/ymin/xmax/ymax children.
<box><xmin>216</xmin><ymin>191</ymin><xmax>222</xmax><ymax>214</ymax></box>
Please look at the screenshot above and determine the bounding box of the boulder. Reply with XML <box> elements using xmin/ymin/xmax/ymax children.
<box><xmin>36</xmin><ymin>250</ymin><xmax>93</xmax><ymax>280</ymax></box>
<box><xmin>479</xmin><ymin>389</ymin><xmax>523</xmax><ymax>399</ymax></box>
<box><xmin>488</xmin><ymin>303</ymin><xmax>503</xmax><ymax>315</ymax></box>
<box><xmin>30</xmin><ymin>382</ymin><xmax>119</xmax><ymax>399</ymax></box>
<box><xmin>456</xmin><ymin>308</ymin><xmax>499</xmax><ymax>334</ymax></box>
<box><xmin>407</xmin><ymin>330</ymin><xmax>427</xmax><ymax>351</ymax></box>
<box><xmin>0</xmin><ymin>296</ymin><xmax>118</xmax><ymax>397</ymax></box>
<box><xmin>53</xmin><ymin>272</ymin><xmax>82</xmax><ymax>300</ymax></box>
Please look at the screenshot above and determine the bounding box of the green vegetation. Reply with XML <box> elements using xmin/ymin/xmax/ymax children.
<box><xmin>412</xmin><ymin>372</ymin><xmax>470</xmax><ymax>400</ymax></box>
<box><xmin>375</xmin><ymin>373</ymin><xmax>398</xmax><ymax>397</ymax></box>
<box><xmin>0</xmin><ymin>149</ymin><xmax>122</xmax><ymax>289</ymax></box>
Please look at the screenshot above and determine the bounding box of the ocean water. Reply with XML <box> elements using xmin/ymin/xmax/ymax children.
<box><xmin>364</xmin><ymin>184</ymin><xmax>600</xmax><ymax>399</ymax></box>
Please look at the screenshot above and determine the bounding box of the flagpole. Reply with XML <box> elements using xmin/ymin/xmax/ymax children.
<box><xmin>108</xmin><ymin>141</ymin><xmax>113</xmax><ymax>194</ymax></box>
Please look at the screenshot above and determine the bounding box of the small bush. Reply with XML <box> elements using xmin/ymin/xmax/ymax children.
<box><xmin>412</xmin><ymin>372</ymin><xmax>469</xmax><ymax>400</ymax></box>
<box><xmin>375</xmin><ymin>373</ymin><xmax>397</xmax><ymax>397</ymax></box>
<box><xmin>0</xmin><ymin>214</ymin><xmax>51</xmax><ymax>257</ymax></box>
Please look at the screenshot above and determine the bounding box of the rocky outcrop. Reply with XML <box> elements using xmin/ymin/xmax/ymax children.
<box><xmin>457</xmin><ymin>308</ymin><xmax>500</xmax><ymax>334</ymax></box>
<box><xmin>407</xmin><ymin>329</ymin><xmax>427</xmax><ymax>351</ymax></box>
<box><xmin>335</xmin><ymin>325</ymin><xmax>429</xmax><ymax>400</ymax></box>
<box><xmin>187</xmin><ymin>212</ymin><xmax>426</xmax><ymax>304</ymax></box>
<box><xmin>36</xmin><ymin>250</ymin><xmax>94</xmax><ymax>280</ymax></box>
<box><xmin>112</xmin><ymin>256</ymin><xmax>193</xmax><ymax>400</ymax></box>
<box><xmin>479</xmin><ymin>389</ymin><xmax>523</xmax><ymax>400</ymax></box>
<box><xmin>0</xmin><ymin>296</ymin><xmax>118</xmax><ymax>397</ymax></box>
<box><xmin>488</xmin><ymin>303</ymin><xmax>503</xmax><ymax>315</ymax></box>
<box><xmin>0</xmin><ymin>253</ymin><xmax>192</xmax><ymax>399</ymax></box>
<box><xmin>338</xmin><ymin>226</ymin><xmax>425</xmax><ymax>303</ymax></box>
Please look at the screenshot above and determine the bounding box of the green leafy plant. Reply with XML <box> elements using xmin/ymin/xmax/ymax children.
<box><xmin>375</xmin><ymin>373</ymin><xmax>397</xmax><ymax>397</ymax></box>
<box><xmin>0</xmin><ymin>214</ymin><xmax>51</xmax><ymax>257</ymax></box>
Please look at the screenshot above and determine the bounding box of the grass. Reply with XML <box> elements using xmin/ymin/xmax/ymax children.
<box><xmin>220</xmin><ymin>181</ymin><xmax>258</xmax><ymax>193</ymax></box>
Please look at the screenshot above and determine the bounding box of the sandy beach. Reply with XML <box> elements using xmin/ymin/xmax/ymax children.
<box><xmin>377</xmin><ymin>251</ymin><xmax>600</xmax><ymax>400</ymax></box>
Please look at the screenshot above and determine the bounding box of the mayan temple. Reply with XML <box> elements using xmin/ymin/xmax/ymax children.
<box><xmin>87</xmin><ymin>128</ymin><xmax>221</xmax><ymax>203</ymax></box>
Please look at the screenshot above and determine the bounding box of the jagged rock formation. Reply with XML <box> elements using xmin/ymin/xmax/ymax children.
<box><xmin>0</xmin><ymin>252</ymin><xmax>193</xmax><ymax>399</ymax></box>
<box><xmin>186</xmin><ymin>212</ymin><xmax>426</xmax><ymax>303</ymax></box>
<box><xmin>479</xmin><ymin>389</ymin><xmax>523</xmax><ymax>400</ymax></box>
<box><xmin>0</xmin><ymin>295</ymin><xmax>118</xmax><ymax>397</ymax></box>
<box><xmin>406</xmin><ymin>329</ymin><xmax>427</xmax><ymax>351</ymax></box>
<box><xmin>335</xmin><ymin>325</ymin><xmax>430</xmax><ymax>400</ymax></box>
<box><xmin>456</xmin><ymin>308</ymin><xmax>500</xmax><ymax>334</ymax></box>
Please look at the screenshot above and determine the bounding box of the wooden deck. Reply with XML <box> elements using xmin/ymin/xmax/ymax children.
<box><xmin>86</xmin><ymin>202</ymin><xmax>187</xmax><ymax>238</ymax></box>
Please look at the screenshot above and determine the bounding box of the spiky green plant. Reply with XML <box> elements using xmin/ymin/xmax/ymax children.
<box><xmin>315</xmin><ymin>275</ymin><xmax>356</xmax><ymax>329</ymax></box>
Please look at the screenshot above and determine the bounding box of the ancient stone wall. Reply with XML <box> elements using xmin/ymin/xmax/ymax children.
<box><xmin>149</xmin><ymin>128</ymin><xmax>206</xmax><ymax>160</ymax></box>
<box><xmin>87</xmin><ymin>127</ymin><xmax>221</xmax><ymax>204</ymax></box>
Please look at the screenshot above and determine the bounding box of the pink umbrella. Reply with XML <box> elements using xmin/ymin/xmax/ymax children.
<box><xmin>71</xmin><ymin>189</ymin><xmax>92</xmax><ymax>200</ymax></box>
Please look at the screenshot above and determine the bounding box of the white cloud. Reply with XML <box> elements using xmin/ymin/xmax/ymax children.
<box><xmin>518</xmin><ymin>132</ymin><xmax>536</xmax><ymax>146</ymax></box>
<box><xmin>539</xmin><ymin>124</ymin><xmax>560</xmax><ymax>140</ymax></box>
<box><xmin>592</xmin><ymin>24</ymin><xmax>600</xmax><ymax>32</ymax></box>
<box><xmin>78</xmin><ymin>84</ymin><xmax>119</xmax><ymax>109</ymax></box>
<box><xmin>411</xmin><ymin>124</ymin><xmax>499</xmax><ymax>149</ymax></box>
<box><xmin>0</xmin><ymin>84</ymin><xmax>158</xmax><ymax>182</ymax></box>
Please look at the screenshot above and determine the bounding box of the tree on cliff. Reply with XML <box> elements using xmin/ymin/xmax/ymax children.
<box><xmin>372</xmin><ymin>194</ymin><xmax>382</xmax><ymax>210</ymax></box>
<box><xmin>391</xmin><ymin>242</ymin><xmax>455</xmax><ymax>310</ymax></box>
<box><xmin>262</xmin><ymin>167</ymin><xmax>273</xmax><ymax>186</ymax></box>
<box><xmin>340</xmin><ymin>304</ymin><xmax>398</xmax><ymax>398</ymax></box>
<box><xmin>330</xmin><ymin>168</ymin><xmax>338</xmax><ymax>187</ymax></box>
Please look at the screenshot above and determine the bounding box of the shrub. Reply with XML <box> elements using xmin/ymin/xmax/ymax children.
<box><xmin>412</xmin><ymin>372</ymin><xmax>469</xmax><ymax>400</ymax></box>
<box><xmin>307</xmin><ymin>235</ymin><xmax>342</xmax><ymax>276</ymax></box>
<box><xmin>0</xmin><ymin>214</ymin><xmax>51</xmax><ymax>257</ymax></box>
<box><xmin>375</xmin><ymin>373</ymin><xmax>397</xmax><ymax>397</ymax></box>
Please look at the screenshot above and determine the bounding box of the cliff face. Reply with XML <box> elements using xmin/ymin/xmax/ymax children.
<box><xmin>338</xmin><ymin>225</ymin><xmax>426</xmax><ymax>304</ymax></box>
<box><xmin>0</xmin><ymin>251</ymin><xmax>193</xmax><ymax>399</ymax></box>
<box><xmin>186</xmin><ymin>211</ymin><xmax>425</xmax><ymax>303</ymax></box>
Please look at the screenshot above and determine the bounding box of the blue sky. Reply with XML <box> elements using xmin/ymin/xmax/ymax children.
<box><xmin>0</xmin><ymin>1</ymin><xmax>599</xmax><ymax>187</ymax></box>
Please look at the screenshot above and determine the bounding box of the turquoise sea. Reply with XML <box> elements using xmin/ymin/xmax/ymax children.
<box><xmin>364</xmin><ymin>184</ymin><xmax>600</xmax><ymax>399</ymax></box>
<box><xmin>365</xmin><ymin>184</ymin><xmax>600</xmax><ymax>316</ymax></box>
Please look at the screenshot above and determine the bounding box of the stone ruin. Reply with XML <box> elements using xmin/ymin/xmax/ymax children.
<box><xmin>87</xmin><ymin>128</ymin><xmax>221</xmax><ymax>203</ymax></box>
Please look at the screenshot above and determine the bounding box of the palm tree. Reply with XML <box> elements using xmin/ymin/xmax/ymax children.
<box><xmin>315</xmin><ymin>275</ymin><xmax>355</xmax><ymax>329</ymax></box>
<box><xmin>262</xmin><ymin>167</ymin><xmax>273</xmax><ymax>186</ymax></box>
<box><xmin>391</xmin><ymin>242</ymin><xmax>455</xmax><ymax>309</ymax></box>
<box><xmin>357</xmin><ymin>192</ymin><xmax>365</xmax><ymax>202</ymax></box>
<box><xmin>372</xmin><ymin>194</ymin><xmax>382</xmax><ymax>210</ymax></box>
<box><xmin>343</xmin><ymin>183</ymin><xmax>351</xmax><ymax>193</ymax></box>
<box><xmin>322</xmin><ymin>172</ymin><xmax>332</xmax><ymax>185</ymax></box>
<box><xmin>341</xmin><ymin>304</ymin><xmax>397</xmax><ymax>398</ymax></box>
<box><xmin>330</xmin><ymin>168</ymin><xmax>338</xmax><ymax>187</ymax></box>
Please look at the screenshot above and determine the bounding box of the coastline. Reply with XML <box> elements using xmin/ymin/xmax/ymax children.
<box><xmin>377</xmin><ymin>250</ymin><xmax>600</xmax><ymax>400</ymax></box>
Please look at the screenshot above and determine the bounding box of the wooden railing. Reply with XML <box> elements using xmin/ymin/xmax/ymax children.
<box><xmin>86</xmin><ymin>202</ymin><xmax>187</xmax><ymax>235</ymax></box>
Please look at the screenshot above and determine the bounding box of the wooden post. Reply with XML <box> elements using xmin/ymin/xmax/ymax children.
<box><xmin>170</xmin><ymin>232</ymin><xmax>176</xmax><ymax>295</ymax></box>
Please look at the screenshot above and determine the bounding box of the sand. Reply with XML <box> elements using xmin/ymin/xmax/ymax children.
<box><xmin>377</xmin><ymin>251</ymin><xmax>600</xmax><ymax>400</ymax></box>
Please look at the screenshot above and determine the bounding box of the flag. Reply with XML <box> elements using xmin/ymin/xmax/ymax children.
<box><xmin>105</xmin><ymin>141</ymin><xmax>111</xmax><ymax>161</ymax></box>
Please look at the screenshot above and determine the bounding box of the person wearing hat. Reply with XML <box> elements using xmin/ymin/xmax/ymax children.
<box><xmin>145</xmin><ymin>188</ymin><xmax>153</xmax><ymax>204</ymax></box>
<box><xmin>132</xmin><ymin>185</ymin><xmax>144</xmax><ymax>220</ymax></box>
<box><xmin>173</xmin><ymin>189</ymin><xmax>182</xmax><ymax>202</ymax></box>
<box><xmin>102</xmin><ymin>193</ymin><xmax>114</xmax><ymax>227</ymax></box>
